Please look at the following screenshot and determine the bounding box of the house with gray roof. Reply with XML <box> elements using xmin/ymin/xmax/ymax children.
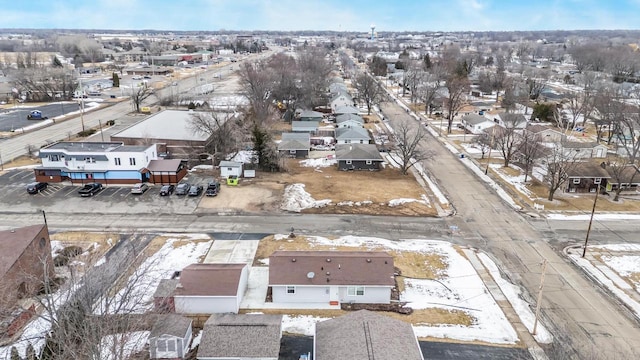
<box><xmin>335</xmin><ymin>144</ymin><xmax>383</xmax><ymax>171</ymax></box>
<box><xmin>565</xmin><ymin>161</ymin><xmax>611</xmax><ymax>193</ymax></box>
<box><xmin>491</xmin><ymin>112</ymin><xmax>528</xmax><ymax>129</ymax></box>
<box><xmin>525</xmin><ymin>124</ymin><xmax>565</xmax><ymax>143</ymax></box>
<box><xmin>333</xmin><ymin>105</ymin><xmax>360</xmax><ymax>116</ymax></box>
<box><xmin>149</xmin><ymin>314</ymin><xmax>193</xmax><ymax>359</ymax></box>
<box><xmin>329</xmin><ymin>82</ymin><xmax>348</xmax><ymax>95</ymax></box>
<box><xmin>335</xmin><ymin>126</ymin><xmax>370</xmax><ymax>145</ymax></box>
<box><xmin>172</xmin><ymin>263</ymin><xmax>249</xmax><ymax>314</ymax></box>
<box><xmin>278</xmin><ymin>133</ymin><xmax>310</xmax><ymax>158</ymax></box>
<box><xmin>298</xmin><ymin>110</ymin><xmax>324</xmax><ymax>122</ymax></box>
<box><xmin>336</xmin><ymin>113</ymin><xmax>365</xmax><ymax>128</ymax></box>
<box><xmin>197</xmin><ymin>314</ymin><xmax>282</xmax><ymax>360</ymax></box>
<box><xmin>461</xmin><ymin>113</ymin><xmax>495</xmax><ymax>134</ymax></box>
<box><xmin>314</xmin><ymin>310</ymin><xmax>424</xmax><ymax>360</ymax></box>
<box><xmin>269</xmin><ymin>251</ymin><xmax>394</xmax><ymax>304</ymax></box>
<box><xmin>291</xmin><ymin>121</ymin><xmax>319</xmax><ymax>133</ymax></box>
<box><xmin>330</xmin><ymin>92</ymin><xmax>354</xmax><ymax>111</ymax></box>
<box><xmin>561</xmin><ymin>141</ymin><xmax>608</xmax><ymax>159</ymax></box>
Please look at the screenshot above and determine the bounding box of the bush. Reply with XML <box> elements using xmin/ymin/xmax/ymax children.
<box><xmin>54</xmin><ymin>246</ymin><xmax>83</xmax><ymax>267</ymax></box>
<box><xmin>105</xmin><ymin>120</ymin><xmax>115</xmax><ymax>126</ymax></box>
<box><xmin>78</xmin><ymin>129</ymin><xmax>96</xmax><ymax>137</ymax></box>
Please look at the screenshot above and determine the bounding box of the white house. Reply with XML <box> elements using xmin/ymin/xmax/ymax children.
<box><xmin>335</xmin><ymin>126</ymin><xmax>370</xmax><ymax>144</ymax></box>
<box><xmin>174</xmin><ymin>263</ymin><xmax>249</xmax><ymax>314</ymax></box>
<box><xmin>525</xmin><ymin>124</ymin><xmax>565</xmax><ymax>143</ymax></box>
<box><xmin>196</xmin><ymin>314</ymin><xmax>282</xmax><ymax>360</ymax></box>
<box><xmin>562</xmin><ymin>141</ymin><xmax>608</xmax><ymax>159</ymax></box>
<box><xmin>219</xmin><ymin>161</ymin><xmax>243</xmax><ymax>178</ymax></box>
<box><xmin>491</xmin><ymin>112</ymin><xmax>528</xmax><ymax>129</ymax></box>
<box><xmin>461</xmin><ymin>114</ymin><xmax>495</xmax><ymax>135</ymax></box>
<box><xmin>268</xmin><ymin>251</ymin><xmax>395</xmax><ymax>305</ymax></box>
<box><xmin>149</xmin><ymin>314</ymin><xmax>193</xmax><ymax>360</ymax></box>
<box><xmin>330</xmin><ymin>92</ymin><xmax>354</xmax><ymax>111</ymax></box>
<box><xmin>35</xmin><ymin>141</ymin><xmax>158</xmax><ymax>184</ymax></box>
<box><xmin>336</xmin><ymin>114</ymin><xmax>365</xmax><ymax>128</ymax></box>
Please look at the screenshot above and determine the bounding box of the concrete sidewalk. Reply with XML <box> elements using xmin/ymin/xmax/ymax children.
<box><xmin>203</xmin><ymin>239</ymin><xmax>259</xmax><ymax>264</ymax></box>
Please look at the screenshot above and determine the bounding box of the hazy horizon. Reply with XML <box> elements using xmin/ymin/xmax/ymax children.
<box><xmin>1</xmin><ymin>0</ymin><xmax>639</xmax><ymax>33</ymax></box>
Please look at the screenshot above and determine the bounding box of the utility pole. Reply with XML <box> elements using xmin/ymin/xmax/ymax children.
<box><xmin>582</xmin><ymin>186</ymin><xmax>600</xmax><ymax>258</ymax></box>
<box><xmin>484</xmin><ymin>128</ymin><xmax>496</xmax><ymax>175</ymax></box>
<box><xmin>98</xmin><ymin>120</ymin><xmax>105</xmax><ymax>142</ymax></box>
<box><xmin>79</xmin><ymin>78</ymin><xmax>86</xmax><ymax>132</ymax></box>
<box><xmin>533</xmin><ymin>259</ymin><xmax>547</xmax><ymax>336</ymax></box>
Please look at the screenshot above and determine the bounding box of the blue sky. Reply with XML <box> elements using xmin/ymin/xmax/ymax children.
<box><xmin>1</xmin><ymin>0</ymin><xmax>638</xmax><ymax>32</ymax></box>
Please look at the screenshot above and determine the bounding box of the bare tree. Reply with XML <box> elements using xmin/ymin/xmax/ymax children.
<box><xmin>188</xmin><ymin>111</ymin><xmax>245</xmax><ymax>165</ymax></box>
<box><xmin>445</xmin><ymin>76</ymin><xmax>469</xmax><ymax>133</ymax></box>
<box><xmin>387</xmin><ymin>119</ymin><xmax>432</xmax><ymax>175</ymax></box>
<box><xmin>130</xmin><ymin>84</ymin><xmax>154</xmax><ymax>113</ymax></box>
<box><xmin>353</xmin><ymin>73</ymin><xmax>385</xmax><ymax>115</ymax></box>
<box><xmin>402</xmin><ymin>62</ymin><xmax>424</xmax><ymax>104</ymax></box>
<box><xmin>238</xmin><ymin>61</ymin><xmax>274</xmax><ymax>126</ymax></box>
<box><xmin>493</xmin><ymin>114</ymin><xmax>526</xmax><ymax>167</ymax></box>
<box><xmin>518</xmin><ymin>130</ymin><xmax>546</xmax><ymax>182</ymax></box>
<box><xmin>417</xmin><ymin>70</ymin><xmax>442</xmax><ymax>116</ymax></box>
<box><xmin>11</xmin><ymin>68</ymin><xmax>77</xmax><ymax>102</ymax></box>
<box><xmin>544</xmin><ymin>145</ymin><xmax>581</xmax><ymax>201</ymax></box>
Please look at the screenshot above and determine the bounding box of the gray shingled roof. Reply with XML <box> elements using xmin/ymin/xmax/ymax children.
<box><xmin>334</xmin><ymin>105</ymin><xmax>360</xmax><ymax>115</ymax></box>
<box><xmin>153</xmin><ymin>278</ymin><xmax>179</xmax><ymax>298</ymax></box>
<box><xmin>315</xmin><ymin>310</ymin><xmax>423</xmax><ymax>360</ymax></box>
<box><xmin>291</xmin><ymin>121</ymin><xmax>319</xmax><ymax>131</ymax></box>
<box><xmin>335</xmin><ymin>144</ymin><xmax>382</xmax><ymax>161</ymax></box>
<box><xmin>562</xmin><ymin>141</ymin><xmax>604</xmax><ymax>149</ymax></box>
<box><xmin>269</xmin><ymin>251</ymin><xmax>394</xmax><ymax>286</ymax></box>
<box><xmin>462</xmin><ymin>113</ymin><xmax>492</xmax><ymax>125</ymax></box>
<box><xmin>149</xmin><ymin>314</ymin><xmax>192</xmax><ymax>338</ymax></box>
<box><xmin>197</xmin><ymin>314</ymin><xmax>282</xmax><ymax>359</ymax></box>
<box><xmin>278</xmin><ymin>133</ymin><xmax>310</xmax><ymax>151</ymax></box>
<box><xmin>335</xmin><ymin>126</ymin><xmax>370</xmax><ymax>140</ymax></box>
<box><xmin>298</xmin><ymin>110</ymin><xmax>324</xmax><ymax>119</ymax></box>
<box><xmin>336</xmin><ymin>113</ymin><xmax>364</xmax><ymax>124</ymax></box>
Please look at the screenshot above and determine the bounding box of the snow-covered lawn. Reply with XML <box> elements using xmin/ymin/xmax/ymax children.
<box><xmin>489</xmin><ymin>164</ymin><xmax>536</xmax><ymax>200</ymax></box>
<box><xmin>275</xmin><ymin>235</ymin><xmax>526</xmax><ymax>344</ymax></box>
<box><xmin>99</xmin><ymin>331</ymin><xmax>149</xmax><ymax>360</ymax></box>
<box><xmin>568</xmin><ymin>244</ymin><xmax>640</xmax><ymax>320</ymax></box>
<box><xmin>97</xmin><ymin>235</ymin><xmax>213</xmax><ymax>314</ymax></box>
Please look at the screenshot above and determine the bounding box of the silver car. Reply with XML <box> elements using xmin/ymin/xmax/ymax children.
<box><xmin>131</xmin><ymin>183</ymin><xmax>149</xmax><ymax>194</ymax></box>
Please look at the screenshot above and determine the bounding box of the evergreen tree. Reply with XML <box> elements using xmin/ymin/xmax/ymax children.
<box><xmin>112</xmin><ymin>72</ymin><xmax>120</xmax><ymax>88</ymax></box>
<box><xmin>423</xmin><ymin>53</ymin><xmax>432</xmax><ymax>69</ymax></box>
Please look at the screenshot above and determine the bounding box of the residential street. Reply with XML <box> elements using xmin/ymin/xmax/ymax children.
<box><xmin>379</xmin><ymin>101</ymin><xmax>640</xmax><ymax>359</ymax></box>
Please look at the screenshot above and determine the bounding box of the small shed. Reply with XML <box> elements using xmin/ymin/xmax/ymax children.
<box><xmin>149</xmin><ymin>314</ymin><xmax>193</xmax><ymax>360</ymax></box>
<box><xmin>219</xmin><ymin>161</ymin><xmax>243</xmax><ymax>178</ymax></box>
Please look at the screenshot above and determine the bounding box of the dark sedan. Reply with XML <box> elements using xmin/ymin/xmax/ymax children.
<box><xmin>26</xmin><ymin>182</ymin><xmax>48</xmax><ymax>194</ymax></box>
<box><xmin>159</xmin><ymin>184</ymin><xmax>175</xmax><ymax>196</ymax></box>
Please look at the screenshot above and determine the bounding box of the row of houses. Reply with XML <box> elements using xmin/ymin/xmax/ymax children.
<box><xmin>149</xmin><ymin>310</ymin><xmax>423</xmax><ymax>360</ymax></box>
<box><xmin>154</xmin><ymin>251</ymin><xmax>396</xmax><ymax>315</ymax></box>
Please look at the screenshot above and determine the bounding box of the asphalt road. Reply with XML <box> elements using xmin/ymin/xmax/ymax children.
<box><xmin>379</xmin><ymin>101</ymin><xmax>640</xmax><ymax>359</ymax></box>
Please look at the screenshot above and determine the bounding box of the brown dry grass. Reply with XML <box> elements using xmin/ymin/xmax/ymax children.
<box><xmin>0</xmin><ymin>156</ymin><xmax>40</xmax><ymax>171</ymax></box>
<box><xmin>244</xmin><ymin>306</ymin><xmax>473</xmax><ymax>327</ymax></box>
<box><xmin>50</xmin><ymin>231</ymin><xmax>119</xmax><ymax>267</ymax></box>
<box><xmin>286</xmin><ymin>160</ymin><xmax>436</xmax><ymax>216</ymax></box>
<box><xmin>391</xmin><ymin>250</ymin><xmax>447</xmax><ymax>279</ymax></box>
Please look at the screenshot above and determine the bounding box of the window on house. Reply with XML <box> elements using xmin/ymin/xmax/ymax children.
<box><xmin>227</xmin><ymin>167</ymin><xmax>233</xmax><ymax>171</ymax></box>
<box><xmin>286</xmin><ymin>286</ymin><xmax>296</xmax><ymax>294</ymax></box>
<box><xmin>594</xmin><ymin>178</ymin><xmax>602</xmax><ymax>184</ymax></box>
<box><xmin>167</xmin><ymin>339</ymin><xmax>176</xmax><ymax>352</ymax></box>
<box><xmin>49</xmin><ymin>155</ymin><xmax>59</xmax><ymax>161</ymax></box>
<box><xmin>365</xmin><ymin>160</ymin><xmax>372</xmax><ymax>165</ymax></box>
<box><xmin>86</xmin><ymin>157</ymin><xmax>96</xmax><ymax>163</ymax></box>
<box><xmin>348</xmin><ymin>286</ymin><xmax>365</xmax><ymax>296</ymax></box>
<box><xmin>346</xmin><ymin>160</ymin><xmax>352</xmax><ymax>164</ymax></box>
<box><xmin>572</xmin><ymin>178</ymin><xmax>580</xmax><ymax>184</ymax></box>
<box><xmin>359</xmin><ymin>140</ymin><xmax>364</xmax><ymax>144</ymax></box>
<box><xmin>129</xmin><ymin>158</ymin><xmax>136</xmax><ymax>166</ymax></box>
<box><xmin>290</xmin><ymin>150</ymin><xmax>296</xmax><ymax>154</ymax></box>
<box><xmin>115</xmin><ymin>158</ymin><xmax>121</xmax><ymax>166</ymax></box>
<box><xmin>345</xmin><ymin>140</ymin><xmax>351</xmax><ymax>144</ymax></box>
<box><xmin>157</xmin><ymin>340</ymin><xmax>167</xmax><ymax>352</ymax></box>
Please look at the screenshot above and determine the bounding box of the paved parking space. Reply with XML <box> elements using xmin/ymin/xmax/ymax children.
<box><xmin>0</xmin><ymin>169</ymin><xmax>213</xmax><ymax>214</ymax></box>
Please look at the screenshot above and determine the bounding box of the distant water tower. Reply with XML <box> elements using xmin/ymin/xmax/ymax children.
<box><xmin>370</xmin><ymin>24</ymin><xmax>376</xmax><ymax>40</ymax></box>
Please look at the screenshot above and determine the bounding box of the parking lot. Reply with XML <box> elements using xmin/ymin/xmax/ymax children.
<box><xmin>0</xmin><ymin>169</ymin><xmax>217</xmax><ymax>214</ymax></box>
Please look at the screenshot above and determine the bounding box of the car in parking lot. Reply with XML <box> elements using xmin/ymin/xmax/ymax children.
<box><xmin>205</xmin><ymin>180</ymin><xmax>220</xmax><ymax>196</ymax></box>
<box><xmin>188</xmin><ymin>184</ymin><xmax>204</xmax><ymax>196</ymax></box>
<box><xmin>159</xmin><ymin>184</ymin><xmax>175</xmax><ymax>196</ymax></box>
<box><xmin>78</xmin><ymin>183</ymin><xmax>103</xmax><ymax>197</ymax></box>
<box><xmin>26</xmin><ymin>182</ymin><xmax>48</xmax><ymax>194</ymax></box>
<box><xmin>131</xmin><ymin>183</ymin><xmax>149</xmax><ymax>194</ymax></box>
<box><xmin>175</xmin><ymin>182</ymin><xmax>191</xmax><ymax>195</ymax></box>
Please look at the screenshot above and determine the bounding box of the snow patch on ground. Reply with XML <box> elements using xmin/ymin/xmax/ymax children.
<box><xmin>96</xmin><ymin>236</ymin><xmax>213</xmax><ymax>314</ymax></box>
<box><xmin>99</xmin><ymin>331</ymin><xmax>149</xmax><ymax>360</ymax></box>
<box><xmin>601</xmin><ymin>255</ymin><xmax>640</xmax><ymax>292</ymax></box>
<box><xmin>282</xmin><ymin>315</ymin><xmax>328</xmax><ymax>336</ymax></box>
<box><xmin>227</xmin><ymin>150</ymin><xmax>256</xmax><ymax>163</ymax></box>
<box><xmin>490</xmin><ymin>164</ymin><xmax>536</xmax><ymax>200</ymax></box>
<box><xmin>191</xmin><ymin>164</ymin><xmax>214</xmax><ymax>170</ymax></box>
<box><xmin>547</xmin><ymin>213</ymin><xmax>640</xmax><ymax>221</ymax></box>
<box><xmin>299</xmin><ymin>157</ymin><xmax>337</xmax><ymax>168</ymax></box>
<box><xmin>280</xmin><ymin>184</ymin><xmax>331</xmax><ymax>212</ymax></box>
<box><xmin>388</xmin><ymin>198</ymin><xmax>427</xmax><ymax>207</ymax></box>
<box><xmin>478</xmin><ymin>253</ymin><xmax>553</xmax><ymax>343</ymax></box>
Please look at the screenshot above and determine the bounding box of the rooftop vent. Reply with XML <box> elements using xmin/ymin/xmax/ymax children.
<box><xmin>307</xmin><ymin>272</ymin><xmax>315</xmax><ymax>279</ymax></box>
<box><xmin>366</xmin><ymin>259</ymin><xmax>371</xmax><ymax>263</ymax></box>
<box><xmin>326</xmin><ymin>272</ymin><xmax>330</xmax><ymax>276</ymax></box>
<box><xmin>326</xmin><ymin>258</ymin><xmax>331</xmax><ymax>262</ymax></box>
<box><xmin>292</xmin><ymin>258</ymin><xmax>296</xmax><ymax>262</ymax></box>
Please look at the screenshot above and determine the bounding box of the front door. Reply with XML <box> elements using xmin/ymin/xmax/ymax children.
<box><xmin>329</xmin><ymin>286</ymin><xmax>339</xmax><ymax>303</ymax></box>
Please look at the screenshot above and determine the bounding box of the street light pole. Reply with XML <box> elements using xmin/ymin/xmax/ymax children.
<box><xmin>98</xmin><ymin>119</ymin><xmax>105</xmax><ymax>142</ymax></box>
<box><xmin>582</xmin><ymin>185</ymin><xmax>600</xmax><ymax>258</ymax></box>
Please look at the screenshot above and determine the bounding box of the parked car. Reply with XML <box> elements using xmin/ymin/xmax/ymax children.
<box><xmin>131</xmin><ymin>183</ymin><xmax>149</xmax><ymax>194</ymax></box>
<box><xmin>205</xmin><ymin>180</ymin><xmax>220</xmax><ymax>196</ymax></box>
<box><xmin>159</xmin><ymin>184</ymin><xmax>175</xmax><ymax>196</ymax></box>
<box><xmin>175</xmin><ymin>182</ymin><xmax>191</xmax><ymax>195</ymax></box>
<box><xmin>132</xmin><ymin>75</ymin><xmax>142</xmax><ymax>80</ymax></box>
<box><xmin>78</xmin><ymin>183</ymin><xmax>103</xmax><ymax>197</ymax></box>
<box><xmin>26</xmin><ymin>182</ymin><xmax>48</xmax><ymax>194</ymax></box>
<box><xmin>188</xmin><ymin>184</ymin><xmax>204</xmax><ymax>196</ymax></box>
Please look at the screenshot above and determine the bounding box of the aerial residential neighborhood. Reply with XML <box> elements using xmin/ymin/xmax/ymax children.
<box><xmin>0</xmin><ymin>1</ymin><xmax>640</xmax><ymax>360</ymax></box>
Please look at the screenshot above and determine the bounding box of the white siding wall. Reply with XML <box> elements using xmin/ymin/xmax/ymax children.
<box><xmin>221</xmin><ymin>166</ymin><xmax>242</xmax><ymax>178</ymax></box>
<box><xmin>174</xmin><ymin>296</ymin><xmax>238</xmax><ymax>314</ymax></box>
<box><xmin>272</xmin><ymin>285</ymin><xmax>391</xmax><ymax>304</ymax></box>
<box><xmin>40</xmin><ymin>144</ymin><xmax>157</xmax><ymax>172</ymax></box>
<box><xmin>235</xmin><ymin>266</ymin><xmax>249</xmax><ymax>309</ymax></box>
